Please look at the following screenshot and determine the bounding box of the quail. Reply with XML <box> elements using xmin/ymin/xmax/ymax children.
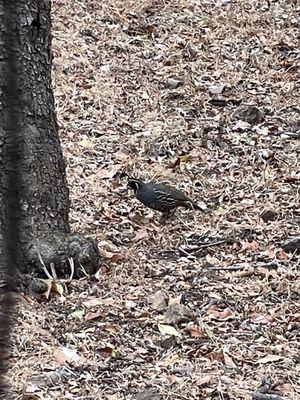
<box><xmin>127</xmin><ymin>178</ymin><xmax>203</xmax><ymax>223</ymax></box>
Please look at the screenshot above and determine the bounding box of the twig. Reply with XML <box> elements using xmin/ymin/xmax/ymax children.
<box><xmin>210</xmin><ymin>261</ymin><xmax>280</xmax><ymax>271</ymax></box>
<box><xmin>252</xmin><ymin>391</ymin><xmax>290</xmax><ymax>400</ymax></box>
<box><xmin>179</xmin><ymin>239</ymin><xmax>232</xmax><ymax>256</ymax></box>
<box><xmin>68</xmin><ymin>257</ymin><xmax>75</xmax><ymax>281</ymax></box>
<box><xmin>36</xmin><ymin>250</ymin><xmax>53</xmax><ymax>279</ymax></box>
<box><xmin>50</xmin><ymin>262</ymin><xmax>58</xmax><ymax>280</ymax></box>
<box><xmin>209</xmin><ymin>264</ymin><xmax>252</xmax><ymax>271</ymax></box>
<box><xmin>77</xmin><ymin>264</ymin><xmax>89</xmax><ymax>278</ymax></box>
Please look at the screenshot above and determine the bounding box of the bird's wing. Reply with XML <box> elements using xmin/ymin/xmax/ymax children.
<box><xmin>152</xmin><ymin>184</ymin><xmax>192</xmax><ymax>202</ymax></box>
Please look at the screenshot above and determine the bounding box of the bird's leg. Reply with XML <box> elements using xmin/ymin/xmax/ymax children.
<box><xmin>159</xmin><ymin>209</ymin><xmax>176</xmax><ymax>224</ymax></box>
<box><xmin>159</xmin><ymin>213</ymin><xmax>169</xmax><ymax>224</ymax></box>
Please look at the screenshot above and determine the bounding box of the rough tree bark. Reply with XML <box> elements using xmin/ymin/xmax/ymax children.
<box><xmin>0</xmin><ymin>1</ymin><xmax>21</xmax><ymax>396</ymax></box>
<box><xmin>0</xmin><ymin>0</ymin><xmax>99</xmax><ymax>281</ymax></box>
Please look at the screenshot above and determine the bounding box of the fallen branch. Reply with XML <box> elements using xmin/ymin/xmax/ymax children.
<box><xmin>210</xmin><ymin>261</ymin><xmax>280</xmax><ymax>271</ymax></box>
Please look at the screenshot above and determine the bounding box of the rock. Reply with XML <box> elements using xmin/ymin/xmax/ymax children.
<box><xmin>19</xmin><ymin>274</ymin><xmax>49</xmax><ymax>297</ymax></box>
<box><xmin>165</xmin><ymin>76</ymin><xmax>185</xmax><ymax>89</ymax></box>
<box><xmin>208</xmin><ymin>83</ymin><xmax>226</xmax><ymax>95</ymax></box>
<box><xmin>260</xmin><ymin>210</ymin><xmax>278</xmax><ymax>222</ymax></box>
<box><xmin>233</xmin><ymin>106</ymin><xmax>264</xmax><ymax>125</ymax></box>
<box><xmin>158</xmin><ymin>336</ymin><xmax>177</xmax><ymax>350</ymax></box>
<box><xmin>148</xmin><ymin>290</ymin><xmax>168</xmax><ymax>311</ymax></box>
<box><xmin>164</xmin><ymin>303</ymin><xmax>194</xmax><ymax>324</ymax></box>
<box><xmin>282</xmin><ymin>238</ymin><xmax>300</xmax><ymax>254</ymax></box>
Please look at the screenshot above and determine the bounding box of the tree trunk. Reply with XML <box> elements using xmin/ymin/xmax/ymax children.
<box><xmin>0</xmin><ymin>0</ymin><xmax>99</xmax><ymax>280</ymax></box>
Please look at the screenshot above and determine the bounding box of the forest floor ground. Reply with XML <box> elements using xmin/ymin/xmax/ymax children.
<box><xmin>12</xmin><ymin>1</ymin><xmax>299</xmax><ymax>399</ymax></box>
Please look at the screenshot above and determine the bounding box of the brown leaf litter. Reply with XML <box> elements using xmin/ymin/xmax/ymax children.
<box><xmin>10</xmin><ymin>0</ymin><xmax>300</xmax><ymax>399</ymax></box>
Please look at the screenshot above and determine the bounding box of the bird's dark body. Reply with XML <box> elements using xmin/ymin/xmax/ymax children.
<box><xmin>136</xmin><ymin>182</ymin><xmax>192</xmax><ymax>212</ymax></box>
<box><xmin>127</xmin><ymin>178</ymin><xmax>201</xmax><ymax>220</ymax></box>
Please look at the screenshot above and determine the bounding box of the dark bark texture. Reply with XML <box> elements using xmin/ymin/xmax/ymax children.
<box><xmin>0</xmin><ymin>0</ymin><xmax>99</xmax><ymax>279</ymax></box>
<box><xmin>5</xmin><ymin>0</ymin><xmax>70</xmax><ymax>236</ymax></box>
<box><xmin>0</xmin><ymin>1</ymin><xmax>21</xmax><ymax>396</ymax></box>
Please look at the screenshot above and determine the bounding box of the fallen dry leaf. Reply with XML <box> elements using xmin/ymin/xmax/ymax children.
<box><xmin>223</xmin><ymin>351</ymin><xmax>237</xmax><ymax>367</ymax></box>
<box><xmin>110</xmin><ymin>253</ymin><xmax>126</xmax><ymax>263</ymax></box>
<box><xmin>207</xmin><ymin>306</ymin><xmax>236</xmax><ymax>321</ymax></box>
<box><xmin>159</xmin><ymin>354</ymin><xmax>181</xmax><ymax>367</ymax></box>
<box><xmin>96</xmin><ymin>164</ymin><xmax>122</xmax><ymax>179</ymax></box>
<box><xmin>158</xmin><ymin>324</ymin><xmax>180</xmax><ymax>337</ymax></box>
<box><xmin>107</xmin><ymin>395</ymin><xmax>121</xmax><ymax>400</ymax></box>
<box><xmin>51</xmin><ymin>280</ymin><xmax>65</xmax><ymax>296</ymax></box>
<box><xmin>79</xmin><ymin>138</ymin><xmax>93</xmax><ymax>149</ymax></box>
<box><xmin>53</xmin><ymin>347</ymin><xmax>81</xmax><ymax>365</ymax></box>
<box><xmin>185</xmin><ymin>325</ymin><xmax>204</xmax><ymax>338</ymax></box>
<box><xmin>168</xmin><ymin>294</ymin><xmax>182</xmax><ymax>306</ymax></box>
<box><xmin>99</xmin><ymin>248</ymin><xmax>125</xmax><ymax>262</ymax></box>
<box><xmin>85</xmin><ymin>310</ymin><xmax>105</xmax><ymax>321</ymax></box>
<box><xmin>83</xmin><ymin>297</ymin><xmax>103</xmax><ymax>308</ymax></box>
<box><xmin>180</xmin><ymin>154</ymin><xmax>193</xmax><ymax>162</ymax></box>
<box><xmin>196</xmin><ymin>374</ymin><xmax>213</xmax><ymax>387</ymax></box>
<box><xmin>99</xmin><ymin>346</ymin><xmax>114</xmax><ymax>358</ymax></box>
<box><xmin>250</xmin><ymin>313</ymin><xmax>273</xmax><ymax>324</ymax></box>
<box><xmin>240</xmin><ymin>240</ymin><xmax>260</xmax><ymax>252</ymax></box>
<box><xmin>132</xmin><ymin>228</ymin><xmax>150</xmax><ymax>242</ymax></box>
<box><xmin>276</xmin><ymin>383</ymin><xmax>294</xmax><ymax>396</ymax></box>
<box><xmin>256</xmin><ymin>354</ymin><xmax>283</xmax><ymax>364</ymax></box>
<box><xmin>103</xmin><ymin>324</ymin><xmax>119</xmax><ymax>334</ymax></box>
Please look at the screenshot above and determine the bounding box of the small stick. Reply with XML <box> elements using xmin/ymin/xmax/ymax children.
<box><xmin>68</xmin><ymin>258</ymin><xmax>75</xmax><ymax>281</ymax></box>
<box><xmin>210</xmin><ymin>261</ymin><xmax>280</xmax><ymax>271</ymax></box>
<box><xmin>209</xmin><ymin>264</ymin><xmax>251</xmax><ymax>271</ymax></box>
<box><xmin>50</xmin><ymin>262</ymin><xmax>58</xmax><ymax>280</ymax></box>
<box><xmin>252</xmin><ymin>391</ymin><xmax>290</xmax><ymax>400</ymax></box>
<box><xmin>37</xmin><ymin>251</ymin><xmax>53</xmax><ymax>279</ymax></box>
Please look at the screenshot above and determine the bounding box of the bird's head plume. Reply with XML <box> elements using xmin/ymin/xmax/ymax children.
<box><xmin>127</xmin><ymin>178</ymin><xmax>144</xmax><ymax>193</ymax></box>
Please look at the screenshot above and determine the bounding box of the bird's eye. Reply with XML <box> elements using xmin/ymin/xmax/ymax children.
<box><xmin>128</xmin><ymin>180</ymin><xmax>139</xmax><ymax>192</ymax></box>
<box><xmin>132</xmin><ymin>182</ymin><xmax>139</xmax><ymax>191</ymax></box>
